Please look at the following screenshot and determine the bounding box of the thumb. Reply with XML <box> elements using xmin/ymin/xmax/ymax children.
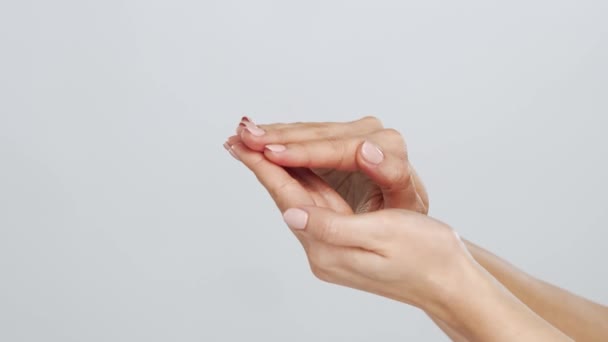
<box><xmin>282</xmin><ymin>206</ymin><xmax>382</xmax><ymax>250</ymax></box>
<box><xmin>356</xmin><ymin>140</ymin><xmax>424</xmax><ymax>211</ymax></box>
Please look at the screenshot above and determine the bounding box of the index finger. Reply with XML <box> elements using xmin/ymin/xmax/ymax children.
<box><xmin>229</xmin><ymin>141</ymin><xmax>314</xmax><ymax>212</ymax></box>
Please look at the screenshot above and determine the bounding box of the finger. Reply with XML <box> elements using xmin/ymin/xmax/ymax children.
<box><xmin>282</xmin><ymin>206</ymin><xmax>393</xmax><ymax>251</ymax></box>
<box><xmin>357</xmin><ymin>141</ymin><xmax>423</xmax><ymax>211</ymax></box>
<box><xmin>262</xmin><ymin>129</ymin><xmax>423</xmax><ymax>211</ymax></box>
<box><xmin>237</xmin><ymin>116</ymin><xmax>312</xmax><ymax>132</ymax></box>
<box><xmin>239</xmin><ymin>116</ymin><xmax>384</xmax><ymax>152</ymax></box>
<box><xmin>262</xmin><ymin>128</ymin><xmax>406</xmax><ymax>169</ymax></box>
<box><xmin>290</xmin><ymin>168</ymin><xmax>354</xmax><ymax>215</ymax></box>
<box><xmin>239</xmin><ymin>122</ymin><xmax>307</xmax><ymax>134</ymax></box>
<box><xmin>225</xmin><ymin>134</ymin><xmax>242</xmax><ymax>146</ymax></box>
<box><xmin>409</xmin><ymin>166</ymin><xmax>430</xmax><ymax>214</ymax></box>
<box><xmin>229</xmin><ymin>142</ymin><xmax>314</xmax><ymax>213</ymax></box>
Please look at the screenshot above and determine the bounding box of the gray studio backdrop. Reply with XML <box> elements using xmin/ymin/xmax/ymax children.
<box><xmin>1</xmin><ymin>0</ymin><xmax>607</xmax><ymax>341</ymax></box>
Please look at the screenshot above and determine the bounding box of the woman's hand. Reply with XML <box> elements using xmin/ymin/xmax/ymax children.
<box><xmin>226</xmin><ymin>131</ymin><xmax>470</xmax><ymax>314</ymax></box>
<box><xmin>235</xmin><ymin>116</ymin><xmax>428</xmax><ymax>214</ymax></box>
<box><xmin>225</xmin><ymin>118</ymin><xmax>574</xmax><ymax>341</ymax></box>
<box><xmin>280</xmin><ymin>205</ymin><xmax>471</xmax><ymax>314</ymax></box>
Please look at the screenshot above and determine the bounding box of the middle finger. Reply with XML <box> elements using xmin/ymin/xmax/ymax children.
<box><xmin>239</xmin><ymin>116</ymin><xmax>384</xmax><ymax>151</ymax></box>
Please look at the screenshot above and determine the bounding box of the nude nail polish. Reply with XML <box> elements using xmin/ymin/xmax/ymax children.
<box><xmin>361</xmin><ymin>141</ymin><xmax>384</xmax><ymax>165</ymax></box>
<box><xmin>283</xmin><ymin>208</ymin><xmax>308</xmax><ymax>230</ymax></box>
<box><xmin>236</xmin><ymin>122</ymin><xmax>246</xmax><ymax>134</ymax></box>
<box><xmin>265</xmin><ymin>144</ymin><xmax>286</xmax><ymax>152</ymax></box>
<box><xmin>243</xmin><ymin>121</ymin><xmax>265</xmax><ymax>137</ymax></box>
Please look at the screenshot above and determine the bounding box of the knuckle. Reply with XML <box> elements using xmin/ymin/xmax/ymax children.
<box><xmin>328</xmin><ymin>138</ymin><xmax>347</xmax><ymax>169</ymax></box>
<box><xmin>310</xmin><ymin>265</ymin><xmax>331</xmax><ymax>282</ymax></box>
<box><xmin>318</xmin><ymin>216</ymin><xmax>338</xmax><ymax>243</ymax></box>
<box><xmin>268</xmin><ymin>178</ymin><xmax>299</xmax><ymax>200</ymax></box>
<box><xmin>379</xmin><ymin>128</ymin><xmax>408</xmax><ymax>158</ymax></box>
<box><xmin>270</xmin><ymin>128</ymin><xmax>288</xmax><ymax>142</ymax></box>
<box><xmin>313</xmin><ymin>125</ymin><xmax>332</xmax><ymax>138</ymax></box>
<box><xmin>308</xmin><ymin>248</ymin><xmax>334</xmax><ymax>282</ymax></box>
<box><xmin>382</xmin><ymin>128</ymin><xmax>402</xmax><ymax>140</ymax></box>
<box><xmin>382</xmin><ymin>128</ymin><xmax>406</xmax><ymax>147</ymax></box>
<box><xmin>359</xmin><ymin>115</ymin><xmax>383</xmax><ymax>128</ymax></box>
<box><xmin>388</xmin><ymin>163</ymin><xmax>411</xmax><ymax>188</ymax></box>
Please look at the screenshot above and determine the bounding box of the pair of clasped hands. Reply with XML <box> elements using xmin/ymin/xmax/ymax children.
<box><xmin>223</xmin><ymin>116</ymin><xmax>572</xmax><ymax>341</ymax></box>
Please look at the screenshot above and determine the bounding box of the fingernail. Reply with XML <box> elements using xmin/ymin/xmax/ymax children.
<box><xmin>361</xmin><ymin>140</ymin><xmax>384</xmax><ymax>165</ymax></box>
<box><xmin>236</xmin><ymin>122</ymin><xmax>245</xmax><ymax>134</ymax></box>
<box><xmin>244</xmin><ymin>121</ymin><xmax>265</xmax><ymax>137</ymax></box>
<box><xmin>228</xmin><ymin>148</ymin><xmax>240</xmax><ymax>161</ymax></box>
<box><xmin>241</xmin><ymin>116</ymin><xmax>251</xmax><ymax>122</ymax></box>
<box><xmin>265</xmin><ymin>144</ymin><xmax>286</xmax><ymax>153</ymax></box>
<box><xmin>283</xmin><ymin>208</ymin><xmax>308</xmax><ymax>230</ymax></box>
<box><xmin>223</xmin><ymin>142</ymin><xmax>231</xmax><ymax>151</ymax></box>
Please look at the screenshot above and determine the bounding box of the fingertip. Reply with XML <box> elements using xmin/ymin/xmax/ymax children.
<box><xmin>360</xmin><ymin>140</ymin><xmax>384</xmax><ymax>165</ymax></box>
<box><xmin>263</xmin><ymin>144</ymin><xmax>299</xmax><ymax>166</ymax></box>
<box><xmin>243</xmin><ymin>121</ymin><xmax>266</xmax><ymax>137</ymax></box>
<box><xmin>283</xmin><ymin>208</ymin><xmax>309</xmax><ymax>230</ymax></box>
<box><xmin>239</xmin><ymin>129</ymin><xmax>267</xmax><ymax>152</ymax></box>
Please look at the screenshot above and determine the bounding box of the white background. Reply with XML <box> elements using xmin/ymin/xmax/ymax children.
<box><xmin>1</xmin><ymin>0</ymin><xmax>607</xmax><ymax>340</ymax></box>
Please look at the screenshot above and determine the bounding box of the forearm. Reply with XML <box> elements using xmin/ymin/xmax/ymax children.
<box><xmin>427</xmin><ymin>313</ymin><xmax>469</xmax><ymax>342</ymax></box>
<box><xmin>464</xmin><ymin>240</ymin><xmax>608</xmax><ymax>341</ymax></box>
<box><xmin>426</xmin><ymin>258</ymin><xmax>572</xmax><ymax>341</ymax></box>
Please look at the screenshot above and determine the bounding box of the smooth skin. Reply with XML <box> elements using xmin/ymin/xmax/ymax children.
<box><xmin>225</xmin><ymin>116</ymin><xmax>607</xmax><ymax>341</ymax></box>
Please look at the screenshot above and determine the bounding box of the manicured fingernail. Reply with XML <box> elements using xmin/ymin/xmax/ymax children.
<box><xmin>228</xmin><ymin>148</ymin><xmax>240</xmax><ymax>161</ymax></box>
<box><xmin>361</xmin><ymin>140</ymin><xmax>384</xmax><ymax>165</ymax></box>
<box><xmin>283</xmin><ymin>208</ymin><xmax>308</xmax><ymax>230</ymax></box>
<box><xmin>236</xmin><ymin>122</ymin><xmax>245</xmax><ymax>134</ymax></box>
<box><xmin>244</xmin><ymin>121</ymin><xmax>265</xmax><ymax>136</ymax></box>
<box><xmin>265</xmin><ymin>144</ymin><xmax>286</xmax><ymax>153</ymax></box>
<box><xmin>223</xmin><ymin>142</ymin><xmax>231</xmax><ymax>151</ymax></box>
<box><xmin>241</xmin><ymin>116</ymin><xmax>251</xmax><ymax>122</ymax></box>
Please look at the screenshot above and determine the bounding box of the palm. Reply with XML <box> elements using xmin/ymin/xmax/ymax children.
<box><xmin>313</xmin><ymin>168</ymin><xmax>383</xmax><ymax>214</ymax></box>
<box><xmin>310</xmin><ymin>161</ymin><xmax>429</xmax><ymax>215</ymax></box>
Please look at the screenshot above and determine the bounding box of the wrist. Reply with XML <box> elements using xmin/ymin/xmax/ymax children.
<box><xmin>424</xmin><ymin>249</ymin><xmax>572</xmax><ymax>341</ymax></box>
<box><xmin>421</xmin><ymin>244</ymin><xmax>489</xmax><ymax>323</ymax></box>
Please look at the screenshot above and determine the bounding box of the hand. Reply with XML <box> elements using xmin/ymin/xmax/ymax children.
<box><xmin>226</xmin><ymin>134</ymin><xmax>470</xmax><ymax>314</ymax></box>
<box><xmin>280</xmin><ymin>205</ymin><xmax>471</xmax><ymax>313</ymax></box>
<box><xmin>224</xmin><ymin>118</ymin><xmax>575</xmax><ymax>342</ymax></box>
<box><xmin>235</xmin><ymin>116</ymin><xmax>429</xmax><ymax>214</ymax></box>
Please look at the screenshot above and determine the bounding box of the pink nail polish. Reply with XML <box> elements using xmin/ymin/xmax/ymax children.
<box><xmin>236</xmin><ymin>122</ymin><xmax>245</xmax><ymax>134</ymax></box>
<box><xmin>243</xmin><ymin>121</ymin><xmax>265</xmax><ymax>137</ymax></box>
<box><xmin>361</xmin><ymin>141</ymin><xmax>384</xmax><ymax>165</ymax></box>
<box><xmin>283</xmin><ymin>208</ymin><xmax>308</xmax><ymax>230</ymax></box>
<box><xmin>265</xmin><ymin>144</ymin><xmax>286</xmax><ymax>152</ymax></box>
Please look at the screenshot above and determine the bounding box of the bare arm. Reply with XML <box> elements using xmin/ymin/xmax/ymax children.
<box><xmin>428</xmin><ymin>240</ymin><xmax>608</xmax><ymax>341</ymax></box>
<box><xmin>228</xmin><ymin>117</ymin><xmax>606</xmax><ymax>340</ymax></box>
<box><xmin>228</xmin><ymin>140</ymin><xmax>572</xmax><ymax>342</ymax></box>
<box><xmin>430</xmin><ymin>256</ymin><xmax>573</xmax><ymax>342</ymax></box>
<box><xmin>460</xmin><ymin>240</ymin><xmax>608</xmax><ymax>341</ymax></box>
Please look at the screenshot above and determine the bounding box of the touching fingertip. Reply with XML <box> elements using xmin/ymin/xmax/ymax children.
<box><xmin>244</xmin><ymin>121</ymin><xmax>266</xmax><ymax>137</ymax></box>
<box><xmin>265</xmin><ymin>144</ymin><xmax>287</xmax><ymax>153</ymax></box>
